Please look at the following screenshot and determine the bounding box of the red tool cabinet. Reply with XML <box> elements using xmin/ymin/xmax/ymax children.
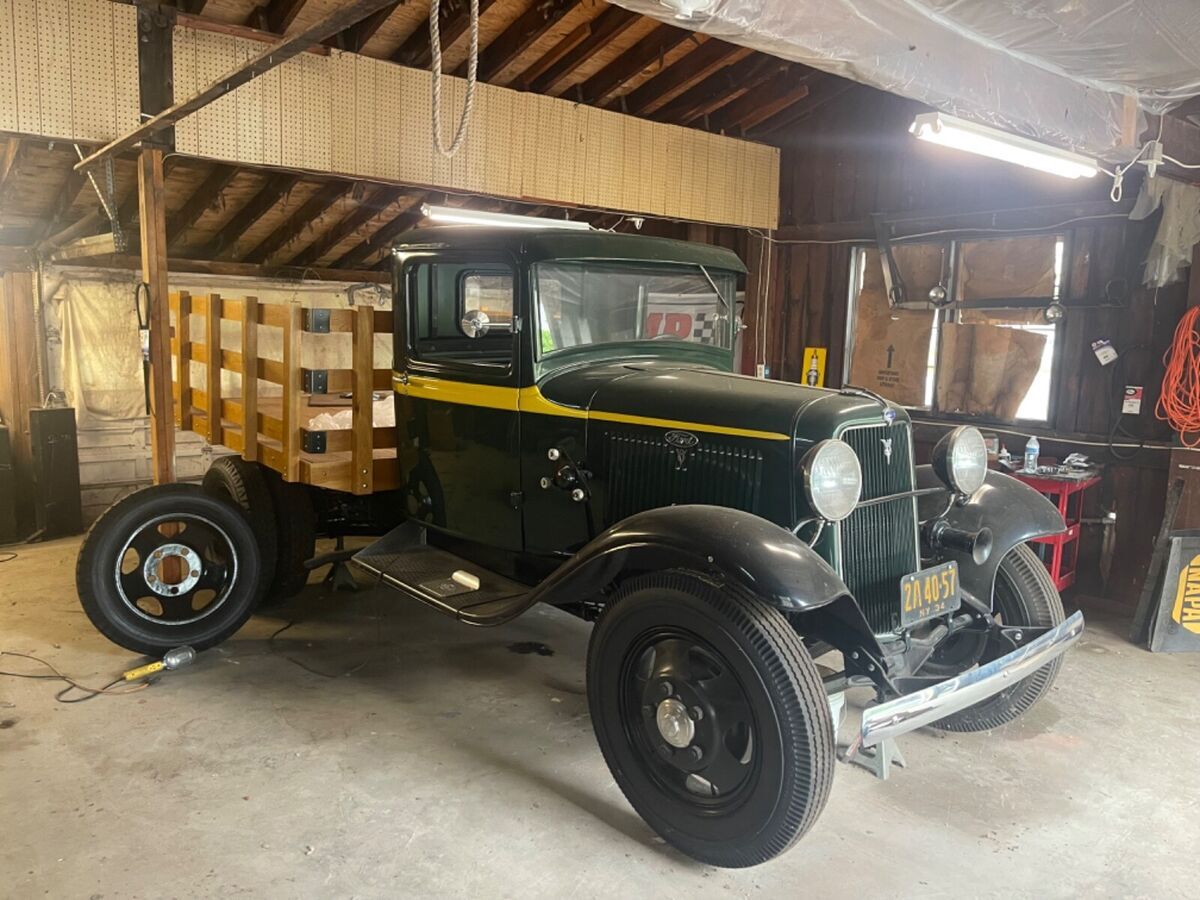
<box><xmin>1010</xmin><ymin>472</ymin><xmax>1101</xmax><ymax>591</ymax></box>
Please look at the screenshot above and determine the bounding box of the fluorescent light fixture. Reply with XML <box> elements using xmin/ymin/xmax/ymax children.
<box><xmin>910</xmin><ymin>112</ymin><xmax>1099</xmax><ymax>180</ymax></box>
<box><xmin>420</xmin><ymin>204</ymin><xmax>593</xmax><ymax>231</ymax></box>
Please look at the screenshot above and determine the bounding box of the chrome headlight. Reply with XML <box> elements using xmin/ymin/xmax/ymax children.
<box><xmin>932</xmin><ymin>426</ymin><xmax>988</xmax><ymax>496</ymax></box>
<box><xmin>802</xmin><ymin>439</ymin><xmax>862</xmax><ymax>522</ymax></box>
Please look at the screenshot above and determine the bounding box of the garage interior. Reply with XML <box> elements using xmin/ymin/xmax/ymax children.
<box><xmin>3</xmin><ymin>0</ymin><xmax>1200</xmax><ymax>893</ymax></box>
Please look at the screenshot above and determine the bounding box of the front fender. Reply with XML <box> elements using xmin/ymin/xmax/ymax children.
<box><xmin>532</xmin><ymin>504</ymin><xmax>850</xmax><ymax>613</ymax></box>
<box><xmin>916</xmin><ymin>466</ymin><xmax>1065</xmax><ymax>603</ymax></box>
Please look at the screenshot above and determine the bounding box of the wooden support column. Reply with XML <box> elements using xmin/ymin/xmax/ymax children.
<box><xmin>139</xmin><ymin>148</ymin><xmax>176</xmax><ymax>484</ymax></box>
<box><xmin>351</xmin><ymin>305</ymin><xmax>374</xmax><ymax>495</ymax></box>
<box><xmin>241</xmin><ymin>297</ymin><xmax>259</xmax><ymax>464</ymax></box>
<box><xmin>281</xmin><ymin>304</ymin><xmax>302</xmax><ymax>482</ymax></box>
<box><xmin>0</xmin><ymin>271</ymin><xmax>40</xmax><ymax>534</ymax></box>
<box><xmin>204</xmin><ymin>293</ymin><xmax>223</xmax><ymax>447</ymax></box>
<box><xmin>173</xmin><ymin>291</ymin><xmax>193</xmax><ymax>430</ymax></box>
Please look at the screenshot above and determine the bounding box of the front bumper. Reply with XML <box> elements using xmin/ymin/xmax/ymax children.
<box><xmin>859</xmin><ymin>610</ymin><xmax>1085</xmax><ymax>747</ymax></box>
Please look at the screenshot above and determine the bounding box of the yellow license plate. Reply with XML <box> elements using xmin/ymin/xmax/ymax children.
<box><xmin>899</xmin><ymin>561</ymin><xmax>961</xmax><ymax>627</ymax></box>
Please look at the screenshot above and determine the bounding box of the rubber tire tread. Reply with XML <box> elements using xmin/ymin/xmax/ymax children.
<box><xmin>202</xmin><ymin>457</ymin><xmax>279</xmax><ymax>593</ymax></box>
<box><xmin>588</xmin><ymin>570</ymin><xmax>834</xmax><ymax>868</ymax></box>
<box><xmin>931</xmin><ymin>542</ymin><xmax>1066</xmax><ymax>733</ymax></box>
<box><xmin>75</xmin><ymin>483</ymin><xmax>264</xmax><ymax>655</ymax></box>
<box><xmin>262</xmin><ymin>470</ymin><xmax>316</xmax><ymax>601</ymax></box>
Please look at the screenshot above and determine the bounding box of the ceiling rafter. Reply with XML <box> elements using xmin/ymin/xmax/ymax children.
<box><xmin>577</xmin><ymin>22</ymin><xmax>693</xmax><ymax>107</ymax></box>
<box><xmin>0</xmin><ymin>138</ymin><xmax>24</xmax><ymax>206</ymax></box>
<box><xmin>262</xmin><ymin>0</ymin><xmax>310</xmax><ymax>35</ymax></box>
<box><xmin>334</xmin><ymin>198</ymin><xmax>425</xmax><ymax>269</ymax></box>
<box><xmin>36</xmin><ymin>166</ymin><xmax>90</xmax><ymax>244</ymax></box>
<box><xmin>707</xmin><ymin>66</ymin><xmax>809</xmax><ymax>134</ymax></box>
<box><xmin>525</xmin><ymin>5</ymin><xmax>639</xmax><ymax>95</ymax></box>
<box><xmin>342</xmin><ymin>1</ymin><xmax>401</xmax><ymax>53</ymax></box>
<box><xmin>287</xmin><ymin>185</ymin><xmax>405</xmax><ymax>267</ymax></box>
<box><xmin>243</xmin><ymin>180</ymin><xmax>353</xmax><ymax>263</ymax></box>
<box><xmin>201</xmin><ymin>172</ymin><xmax>302</xmax><ymax>260</ymax></box>
<box><xmin>654</xmin><ymin>54</ymin><xmax>788</xmax><ymax>125</ymax></box>
<box><xmin>394</xmin><ymin>0</ymin><xmax>502</xmax><ymax>69</ymax></box>
<box><xmin>750</xmin><ymin>75</ymin><xmax>859</xmax><ymax>138</ymax></box>
<box><xmin>165</xmin><ymin>164</ymin><xmax>241</xmax><ymax>251</ymax></box>
<box><xmin>618</xmin><ymin>39</ymin><xmax>748</xmax><ymax>117</ymax></box>
<box><xmin>460</xmin><ymin>0</ymin><xmax>577</xmax><ymax>83</ymax></box>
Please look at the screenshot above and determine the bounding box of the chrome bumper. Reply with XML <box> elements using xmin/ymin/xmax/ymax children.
<box><xmin>860</xmin><ymin>610</ymin><xmax>1085</xmax><ymax>747</ymax></box>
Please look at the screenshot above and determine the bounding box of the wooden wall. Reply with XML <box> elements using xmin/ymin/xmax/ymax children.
<box><xmin>744</xmin><ymin>85</ymin><xmax>1193</xmax><ymax>606</ymax></box>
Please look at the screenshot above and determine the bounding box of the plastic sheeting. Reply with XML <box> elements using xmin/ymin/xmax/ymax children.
<box><xmin>615</xmin><ymin>1</ymin><xmax>1200</xmax><ymax>160</ymax></box>
<box><xmin>1132</xmin><ymin>176</ymin><xmax>1200</xmax><ymax>286</ymax></box>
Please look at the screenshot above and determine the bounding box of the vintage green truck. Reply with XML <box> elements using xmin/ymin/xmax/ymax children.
<box><xmin>77</xmin><ymin>225</ymin><xmax>1083</xmax><ymax>868</ymax></box>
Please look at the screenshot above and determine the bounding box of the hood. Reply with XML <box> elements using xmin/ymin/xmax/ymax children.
<box><xmin>538</xmin><ymin>360</ymin><xmax>899</xmax><ymax>441</ymax></box>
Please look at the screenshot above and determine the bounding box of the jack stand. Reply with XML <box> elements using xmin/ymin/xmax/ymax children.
<box><xmin>322</xmin><ymin>536</ymin><xmax>359</xmax><ymax>593</ymax></box>
<box><xmin>842</xmin><ymin>734</ymin><xmax>907</xmax><ymax>781</ymax></box>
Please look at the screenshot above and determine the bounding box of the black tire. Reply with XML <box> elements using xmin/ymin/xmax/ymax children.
<box><xmin>261</xmin><ymin>470</ymin><xmax>316</xmax><ymax>601</ymax></box>
<box><xmin>202</xmin><ymin>456</ymin><xmax>279</xmax><ymax>591</ymax></box>
<box><xmin>75</xmin><ymin>484</ymin><xmax>265</xmax><ymax>655</ymax></box>
<box><xmin>928</xmin><ymin>543</ymin><xmax>1066</xmax><ymax>732</ymax></box>
<box><xmin>587</xmin><ymin>571</ymin><xmax>834</xmax><ymax>868</ymax></box>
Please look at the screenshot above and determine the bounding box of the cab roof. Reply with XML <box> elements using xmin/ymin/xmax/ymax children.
<box><xmin>391</xmin><ymin>226</ymin><xmax>747</xmax><ymax>273</ymax></box>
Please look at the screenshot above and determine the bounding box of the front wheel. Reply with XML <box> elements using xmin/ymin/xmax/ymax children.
<box><xmin>587</xmin><ymin>571</ymin><xmax>834</xmax><ymax>868</ymax></box>
<box><xmin>75</xmin><ymin>484</ymin><xmax>265</xmax><ymax>655</ymax></box>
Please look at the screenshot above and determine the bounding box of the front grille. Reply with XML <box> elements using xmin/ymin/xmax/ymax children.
<box><xmin>603</xmin><ymin>432</ymin><xmax>763</xmax><ymax>523</ymax></box>
<box><xmin>838</xmin><ymin>422</ymin><xmax>919</xmax><ymax>633</ymax></box>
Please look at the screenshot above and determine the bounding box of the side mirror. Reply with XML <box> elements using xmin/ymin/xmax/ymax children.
<box><xmin>461</xmin><ymin>309</ymin><xmax>490</xmax><ymax>338</ymax></box>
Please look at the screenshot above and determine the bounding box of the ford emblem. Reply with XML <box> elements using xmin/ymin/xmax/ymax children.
<box><xmin>664</xmin><ymin>430</ymin><xmax>700</xmax><ymax>449</ymax></box>
<box><xmin>882</xmin><ymin>408</ymin><xmax>896</xmax><ymax>425</ymax></box>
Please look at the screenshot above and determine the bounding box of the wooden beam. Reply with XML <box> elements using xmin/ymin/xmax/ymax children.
<box><xmin>0</xmin><ymin>271</ymin><xmax>40</xmax><ymax>533</ymax></box>
<box><xmin>0</xmin><ymin>139</ymin><xmax>24</xmax><ymax>206</ymax></box>
<box><xmin>394</xmin><ymin>0</ymin><xmax>501</xmax><ymax>69</ymax></box>
<box><xmin>177</xmin><ymin>12</ymin><xmax>330</xmax><ymax>55</ymax></box>
<box><xmin>166</xmin><ymin>164</ymin><xmax>240</xmax><ymax>251</ymax></box>
<box><xmin>50</xmin><ymin>233</ymin><xmax>119</xmax><ymax>261</ymax></box>
<box><xmin>344</xmin><ymin>1</ymin><xmax>400</xmax><ymax>53</ymax></box>
<box><xmin>654</xmin><ymin>54</ymin><xmax>787</xmax><ymax>125</ymax></box>
<box><xmin>55</xmin><ymin>253</ymin><xmax>391</xmax><ymax>283</ymax></box>
<box><xmin>578</xmin><ymin>23</ymin><xmax>693</xmax><ymax>106</ymax></box>
<box><xmin>36</xmin><ymin>167</ymin><xmax>89</xmax><ymax>244</ymax></box>
<box><xmin>749</xmin><ymin>75</ymin><xmax>857</xmax><ymax>138</ymax></box>
<box><xmin>264</xmin><ymin>0</ymin><xmax>310</xmax><ymax>34</ymax></box>
<box><xmin>75</xmin><ymin>0</ymin><xmax>400</xmax><ymax>170</ymax></box>
<box><xmin>138</xmin><ymin>148</ymin><xmax>176</xmax><ymax>484</ymax></box>
<box><xmin>708</xmin><ymin>67</ymin><xmax>809</xmax><ymax>134</ymax></box>
<box><xmin>287</xmin><ymin>186</ymin><xmax>403</xmax><ymax>267</ymax></box>
<box><xmin>619</xmin><ymin>39</ymin><xmax>746</xmax><ymax>116</ymax></box>
<box><xmin>243</xmin><ymin>180</ymin><xmax>351</xmax><ymax>263</ymax></box>
<box><xmin>333</xmin><ymin>205</ymin><xmax>422</xmax><ymax>268</ymax></box>
<box><xmin>465</xmin><ymin>0</ymin><xmax>576</xmax><ymax>82</ymax></box>
<box><xmin>201</xmin><ymin>173</ymin><xmax>301</xmax><ymax>259</ymax></box>
<box><xmin>0</xmin><ymin>246</ymin><xmax>33</xmax><ymax>270</ymax></box>
<box><xmin>526</xmin><ymin>6</ymin><xmax>639</xmax><ymax>95</ymax></box>
<box><xmin>178</xmin><ymin>0</ymin><xmax>209</xmax><ymax>14</ymax></box>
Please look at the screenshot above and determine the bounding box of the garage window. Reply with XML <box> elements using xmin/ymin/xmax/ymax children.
<box><xmin>844</xmin><ymin>235</ymin><xmax>1064</xmax><ymax>423</ymax></box>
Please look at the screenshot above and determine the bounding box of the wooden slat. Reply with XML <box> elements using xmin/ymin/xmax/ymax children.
<box><xmin>75</xmin><ymin>0</ymin><xmax>402</xmax><ymax>170</ymax></box>
<box><xmin>709</xmin><ymin>68</ymin><xmax>811</xmax><ymax>133</ymax></box>
<box><xmin>281</xmin><ymin>304</ymin><xmax>302</xmax><ymax>480</ymax></box>
<box><xmin>204</xmin><ymin>293</ymin><xmax>223</xmax><ymax>445</ymax></box>
<box><xmin>241</xmin><ymin>296</ymin><xmax>259</xmax><ymax>463</ymax></box>
<box><xmin>175</xmin><ymin>291</ymin><xmax>193</xmax><ymax>430</ymax></box>
<box><xmin>302</xmin><ymin>307</ymin><xmax>393</xmax><ymax>334</ymax></box>
<box><xmin>578</xmin><ymin>23</ymin><xmax>693</xmax><ymax>106</ymax></box>
<box><xmin>654</xmin><ymin>54</ymin><xmax>787</xmax><ymax>125</ymax></box>
<box><xmin>302</xmin><ymin>368</ymin><xmax>392</xmax><ymax>392</ymax></box>
<box><xmin>620</xmin><ymin>39</ymin><xmax>747</xmax><ymax>116</ymax></box>
<box><xmin>526</xmin><ymin>6</ymin><xmax>639</xmax><ymax>95</ymax></box>
<box><xmin>302</xmin><ymin>426</ymin><xmax>397</xmax><ymax>453</ymax></box>
<box><xmin>300</xmin><ymin>452</ymin><xmax>399</xmax><ymax>492</ymax></box>
<box><xmin>466</xmin><ymin>0</ymin><xmax>575</xmax><ymax>82</ymax></box>
<box><xmin>351</xmin><ymin>304</ymin><xmax>374</xmax><ymax>495</ymax></box>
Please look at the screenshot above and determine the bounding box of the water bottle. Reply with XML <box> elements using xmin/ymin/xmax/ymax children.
<box><xmin>1023</xmin><ymin>435</ymin><xmax>1040</xmax><ymax>473</ymax></box>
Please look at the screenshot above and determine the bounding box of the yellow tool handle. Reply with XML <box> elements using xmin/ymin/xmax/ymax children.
<box><xmin>122</xmin><ymin>660</ymin><xmax>165</xmax><ymax>682</ymax></box>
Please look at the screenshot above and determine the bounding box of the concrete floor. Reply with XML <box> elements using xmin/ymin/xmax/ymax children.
<box><xmin>1</xmin><ymin>536</ymin><xmax>1197</xmax><ymax>898</ymax></box>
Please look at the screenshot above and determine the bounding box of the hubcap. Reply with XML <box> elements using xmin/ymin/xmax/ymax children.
<box><xmin>656</xmin><ymin>697</ymin><xmax>694</xmax><ymax>748</ymax></box>
<box><xmin>142</xmin><ymin>543</ymin><xmax>202</xmax><ymax>596</ymax></box>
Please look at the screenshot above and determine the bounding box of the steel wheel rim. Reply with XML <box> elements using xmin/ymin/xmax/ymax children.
<box><xmin>113</xmin><ymin>512</ymin><xmax>240</xmax><ymax>626</ymax></box>
<box><xmin>618</xmin><ymin>626</ymin><xmax>761</xmax><ymax>813</ymax></box>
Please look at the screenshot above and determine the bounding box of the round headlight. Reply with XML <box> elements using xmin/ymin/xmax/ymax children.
<box><xmin>802</xmin><ymin>439</ymin><xmax>862</xmax><ymax>522</ymax></box>
<box><xmin>932</xmin><ymin>426</ymin><xmax>988</xmax><ymax>496</ymax></box>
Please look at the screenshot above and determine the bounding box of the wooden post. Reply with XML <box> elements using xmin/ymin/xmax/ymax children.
<box><xmin>174</xmin><ymin>291</ymin><xmax>193</xmax><ymax>430</ymax></box>
<box><xmin>351</xmin><ymin>304</ymin><xmax>374</xmax><ymax>495</ymax></box>
<box><xmin>281</xmin><ymin>303</ymin><xmax>302</xmax><ymax>482</ymax></box>
<box><xmin>241</xmin><ymin>296</ymin><xmax>259</xmax><ymax>463</ymax></box>
<box><xmin>139</xmin><ymin>147</ymin><xmax>176</xmax><ymax>484</ymax></box>
<box><xmin>0</xmin><ymin>271</ymin><xmax>40</xmax><ymax>533</ymax></box>
<box><xmin>204</xmin><ymin>292</ymin><xmax>223</xmax><ymax>446</ymax></box>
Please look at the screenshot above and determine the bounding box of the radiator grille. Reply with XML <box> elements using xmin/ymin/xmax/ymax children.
<box><xmin>603</xmin><ymin>432</ymin><xmax>763</xmax><ymax>523</ymax></box>
<box><xmin>838</xmin><ymin>422</ymin><xmax>919</xmax><ymax>633</ymax></box>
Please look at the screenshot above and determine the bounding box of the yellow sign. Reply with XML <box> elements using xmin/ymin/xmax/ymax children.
<box><xmin>802</xmin><ymin>347</ymin><xmax>827</xmax><ymax>388</ymax></box>
<box><xmin>1172</xmin><ymin>553</ymin><xmax>1200</xmax><ymax>635</ymax></box>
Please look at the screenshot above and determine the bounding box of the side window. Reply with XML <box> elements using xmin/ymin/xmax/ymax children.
<box><xmin>408</xmin><ymin>261</ymin><xmax>514</xmax><ymax>372</ymax></box>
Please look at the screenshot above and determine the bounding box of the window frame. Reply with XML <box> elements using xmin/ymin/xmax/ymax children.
<box><xmin>457</xmin><ymin>267</ymin><xmax>515</xmax><ymax>334</ymax></box>
<box><xmin>843</xmin><ymin>233</ymin><xmax>1069</xmax><ymax>426</ymax></box>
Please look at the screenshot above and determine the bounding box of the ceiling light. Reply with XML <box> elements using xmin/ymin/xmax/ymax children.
<box><xmin>910</xmin><ymin>112</ymin><xmax>1099</xmax><ymax>180</ymax></box>
<box><xmin>420</xmin><ymin>204</ymin><xmax>593</xmax><ymax>231</ymax></box>
<box><xmin>659</xmin><ymin>0</ymin><xmax>715</xmax><ymax>20</ymax></box>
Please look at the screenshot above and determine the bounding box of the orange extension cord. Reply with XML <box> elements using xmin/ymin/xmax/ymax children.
<box><xmin>1157</xmin><ymin>306</ymin><xmax>1200</xmax><ymax>447</ymax></box>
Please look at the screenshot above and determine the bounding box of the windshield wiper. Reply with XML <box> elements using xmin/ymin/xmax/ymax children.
<box><xmin>698</xmin><ymin>265</ymin><xmax>731</xmax><ymax>312</ymax></box>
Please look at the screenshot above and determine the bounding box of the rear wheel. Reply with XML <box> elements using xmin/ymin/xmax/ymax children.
<box><xmin>261</xmin><ymin>470</ymin><xmax>317</xmax><ymax>602</ymax></box>
<box><xmin>75</xmin><ymin>484</ymin><xmax>264</xmax><ymax>655</ymax></box>
<box><xmin>925</xmin><ymin>543</ymin><xmax>1065</xmax><ymax>732</ymax></box>
<box><xmin>202</xmin><ymin>456</ymin><xmax>278</xmax><ymax>591</ymax></box>
<box><xmin>588</xmin><ymin>571</ymin><xmax>834</xmax><ymax>868</ymax></box>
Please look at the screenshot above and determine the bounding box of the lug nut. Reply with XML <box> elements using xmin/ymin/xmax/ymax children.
<box><xmin>688</xmin><ymin>746</ymin><xmax>704</xmax><ymax>762</ymax></box>
<box><xmin>547</xmin><ymin>448</ymin><xmax>561</xmax><ymax>461</ymax></box>
<box><xmin>570</xmin><ymin>488</ymin><xmax>586</xmax><ymax>502</ymax></box>
<box><xmin>688</xmin><ymin>706</ymin><xmax>704</xmax><ymax>721</ymax></box>
<box><xmin>539</xmin><ymin>477</ymin><xmax>551</xmax><ymax>489</ymax></box>
<box><xmin>659</xmin><ymin>681</ymin><xmax>673</xmax><ymax>698</ymax></box>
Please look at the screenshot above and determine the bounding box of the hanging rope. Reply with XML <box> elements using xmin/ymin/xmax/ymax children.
<box><xmin>1156</xmin><ymin>306</ymin><xmax>1200</xmax><ymax>447</ymax></box>
<box><xmin>430</xmin><ymin>0</ymin><xmax>480</xmax><ymax>158</ymax></box>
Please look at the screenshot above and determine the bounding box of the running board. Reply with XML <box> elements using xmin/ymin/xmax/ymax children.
<box><xmin>351</xmin><ymin>521</ymin><xmax>531</xmax><ymax>625</ymax></box>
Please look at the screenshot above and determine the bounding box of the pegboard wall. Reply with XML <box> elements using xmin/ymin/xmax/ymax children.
<box><xmin>171</xmin><ymin>29</ymin><xmax>780</xmax><ymax>229</ymax></box>
<box><xmin>0</xmin><ymin>0</ymin><xmax>138</xmax><ymax>142</ymax></box>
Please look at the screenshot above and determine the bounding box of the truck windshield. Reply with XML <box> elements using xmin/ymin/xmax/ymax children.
<box><xmin>533</xmin><ymin>260</ymin><xmax>736</xmax><ymax>356</ymax></box>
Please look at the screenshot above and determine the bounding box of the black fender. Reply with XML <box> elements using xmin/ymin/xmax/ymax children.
<box><xmin>530</xmin><ymin>504</ymin><xmax>881</xmax><ymax>655</ymax></box>
<box><xmin>916</xmin><ymin>466</ymin><xmax>1065</xmax><ymax>603</ymax></box>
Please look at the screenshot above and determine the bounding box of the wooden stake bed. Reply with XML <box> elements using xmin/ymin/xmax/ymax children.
<box><xmin>168</xmin><ymin>291</ymin><xmax>400</xmax><ymax>495</ymax></box>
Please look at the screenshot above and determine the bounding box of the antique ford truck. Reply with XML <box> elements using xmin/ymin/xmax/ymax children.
<box><xmin>77</xmin><ymin>225</ymin><xmax>1084</xmax><ymax>868</ymax></box>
